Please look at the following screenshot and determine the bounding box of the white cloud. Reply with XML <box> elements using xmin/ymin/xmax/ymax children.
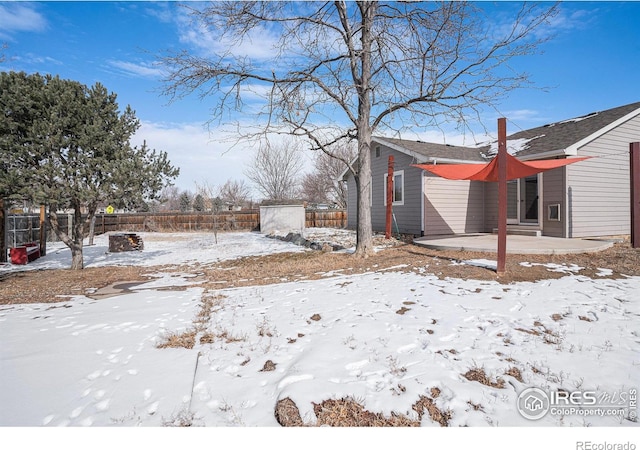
<box><xmin>144</xmin><ymin>3</ymin><xmax>174</xmax><ymax>24</ymax></box>
<box><xmin>0</xmin><ymin>4</ymin><xmax>47</xmax><ymax>39</ymax></box>
<box><xmin>131</xmin><ymin>120</ymin><xmax>319</xmax><ymax>200</ymax></box>
<box><xmin>13</xmin><ymin>53</ymin><xmax>63</xmax><ymax>66</ymax></box>
<box><xmin>175</xmin><ymin>8</ymin><xmax>281</xmax><ymax>61</ymax></box>
<box><xmin>107</xmin><ymin>60</ymin><xmax>165</xmax><ymax>79</ymax></box>
<box><xmin>131</xmin><ymin>121</ymin><xmax>259</xmax><ymax>196</ymax></box>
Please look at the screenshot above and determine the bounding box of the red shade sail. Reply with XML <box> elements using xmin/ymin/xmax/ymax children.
<box><xmin>412</xmin><ymin>153</ymin><xmax>591</xmax><ymax>182</ymax></box>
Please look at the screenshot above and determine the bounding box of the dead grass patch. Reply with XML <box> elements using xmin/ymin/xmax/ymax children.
<box><xmin>531</xmin><ymin>365</ymin><xmax>544</xmax><ymax>375</ymax></box>
<box><xmin>5</xmin><ymin>240</ymin><xmax>640</xmax><ymax>306</ymax></box>
<box><xmin>313</xmin><ymin>398</ymin><xmax>419</xmax><ymax>427</ymax></box>
<box><xmin>504</xmin><ymin>366</ymin><xmax>524</xmax><ymax>382</ymax></box>
<box><xmin>156</xmin><ymin>329</ymin><xmax>197</xmax><ymax>349</ymax></box>
<box><xmin>275</xmin><ymin>396</ymin><xmax>436</xmax><ymax>427</ymax></box>
<box><xmin>260</xmin><ymin>360</ymin><xmax>277</xmax><ymax>372</ymax></box>
<box><xmin>579</xmin><ymin>315</ymin><xmax>593</xmax><ymax>322</ymax></box>
<box><xmin>467</xmin><ymin>401</ymin><xmax>484</xmax><ymax>412</ymax></box>
<box><xmin>463</xmin><ymin>367</ymin><xmax>505</xmax><ymax>389</ymax></box>
<box><xmin>412</xmin><ymin>392</ymin><xmax>452</xmax><ymax>427</ymax></box>
<box><xmin>274</xmin><ymin>398</ymin><xmax>304</xmax><ymax>427</ymax></box>
<box><xmin>199</xmin><ymin>329</ymin><xmax>245</xmax><ymax>345</ymax></box>
<box><xmin>396</xmin><ymin>306</ymin><xmax>410</xmax><ymax>315</ymax></box>
<box><xmin>515</xmin><ymin>327</ymin><xmax>542</xmax><ymax>336</ymax></box>
<box><xmin>0</xmin><ymin>266</ymin><xmax>154</xmax><ymax>305</ymax></box>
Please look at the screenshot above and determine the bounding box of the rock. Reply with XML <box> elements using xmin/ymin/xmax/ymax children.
<box><xmin>321</xmin><ymin>243</ymin><xmax>333</xmax><ymax>252</ymax></box>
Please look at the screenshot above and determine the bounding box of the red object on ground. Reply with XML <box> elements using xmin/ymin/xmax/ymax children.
<box><xmin>412</xmin><ymin>153</ymin><xmax>591</xmax><ymax>182</ymax></box>
<box><xmin>25</xmin><ymin>242</ymin><xmax>40</xmax><ymax>262</ymax></box>
<box><xmin>9</xmin><ymin>242</ymin><xmax>41</xmax><ymax>265</ymax></box>
<box><xmin>10</xmin><ymin>247</ymin><xmax>27</xmax><ymax>265</ymax></box>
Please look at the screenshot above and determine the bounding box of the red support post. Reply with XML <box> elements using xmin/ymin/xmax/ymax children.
<box><xmin>386</xmin><ymin>155</ymin><xmax>394</xmax><ymax>239</ymax></box>
<box><xmin>497</xmin><ymin>118</ymin><xmax>508</xmax><ymax>274</ymax></box>
<box><xmin>631</xmin><ymin>142</ymin><xmax>640</xmax><ymax>248</ymax></box>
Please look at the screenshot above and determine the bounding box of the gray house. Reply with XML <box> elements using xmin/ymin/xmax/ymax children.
<box><xmin>343</xmin><ymin>101</ymin><xmax>640</xmax><ymax>238</ymax></box>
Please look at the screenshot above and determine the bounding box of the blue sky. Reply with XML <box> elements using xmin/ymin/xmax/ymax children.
<box><xmin>1</xmin><ymin>1</ymin><xmax>639</xmax><ymax>196</ymax></box>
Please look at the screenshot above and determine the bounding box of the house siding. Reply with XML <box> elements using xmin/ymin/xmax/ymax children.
<box><xmin>566</xmin><ymin>114</ymin><xmax>640</xmax><ymax>237</ymax></box>
<box><xmin>484</xmin><ymin>182</ymin><xmax>498</xmax><ymax>232</ymax></box>
<box><xmin>423</xmin><ymin>175</ymin><xmax>485</xmax><ymax>235</ymax></box>
<box><xmin>371</xmin><ymin>143</ymin><xmax>423</xmax><ymax>235</ymax></box>
<box><xmin>346</xmin><ymin>175</ymin><xmax>358</xmax><ymax>230</ymax></box>
<box><xmin>344</xmin><ymin>142</ymin><xmax>423</xmax><ymax>235</ymax></box>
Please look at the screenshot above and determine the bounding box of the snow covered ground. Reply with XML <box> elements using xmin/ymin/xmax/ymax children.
<box><xmin>1</xmin><ymin>231</ymin><xmax>638</xmax><ymax>447</ymax></box>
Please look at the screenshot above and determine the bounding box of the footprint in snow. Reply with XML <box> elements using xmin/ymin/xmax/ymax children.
<box><xmin>397</xmin><ymin>343</ymin><xmax>417</xmax><ymax>354</ymax></box>
<box><xmin>86</xmin><ymin>370</ymin><xmax>101</xmax><ymax>381</ymax></box>
<box><xmin>69</xmin><ymin>406</ymin><xmax>83</xmax><ymax>419</ymax></box>
<box><xmin>95</xmin><ymin>399</ymin><xmax>110</xmax><ymax>412</ymax></box>
<box><xmin>146</xmin><ymin>401</ymin><xmax>159</xmax><ymax>415</ymax></box>
<box><xmin>93</xmin><ymin>390</ymin><xmax>106</xmax><ymax>400</ymax></box>
<box><xmin>42</xmin><ymin>415</ymin><xmax>55</xmax><ymax>425</ymax></box>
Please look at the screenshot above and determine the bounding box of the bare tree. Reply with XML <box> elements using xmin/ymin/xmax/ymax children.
<box><xmin>157</xmin><ymin>185</ymin><xmax>181</xmax><ymax>211</ymax></box>
<box><xmin>194</xmin><ymin>180</ymin><xmax>224</xmax><ymax>243</ymax></box>
<box><xmin>302</xmin><ymin>142</ymin><xmax>355</xmax><ymax>208</ymax></box>
<box><xmin>162</xmin><ymin>1</ymin><xmax>558</xmax><ymax>256</ymax></box>
<box><xmin>301</xmin><ymin>171</ymin><xmax>330</xmax><ymax>206</ymax></box>
<box><xmin>219</xmin><ymin>179</ymin><xmax>251</xmax><ymax>209</ymax></box>
<box><xmin>244</xmin><ymin>140</ymin><xmax>304</xmax><ymax>201</ymax></box>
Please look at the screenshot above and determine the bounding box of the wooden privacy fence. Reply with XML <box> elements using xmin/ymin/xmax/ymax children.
<box><xmin>94</xmin><ymin>211</ymin><xmax>261</xmax><ymax>234</ymax></box>
<box><xmin>90</xmin><ymin>209</ymin><xmax>347</xmax><ymax>234</ymax></box>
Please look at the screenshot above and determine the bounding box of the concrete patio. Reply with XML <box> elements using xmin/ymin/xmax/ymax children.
<box><xmin>413</xmin><ymin>233</ymin><xmax>615</xmax><ymax>255</ymax></box>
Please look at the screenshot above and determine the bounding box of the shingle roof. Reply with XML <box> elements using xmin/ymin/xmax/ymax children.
<box><xmin>374</xmin><ymin>136</ymin><xmax>486</xmax><ymax>162</ymax></box>
<box><xmin>502</xmin><ymin>101</ymin><xmax>640</xmax><ymax>158</ymax></box>
<box><xmin>375</xmin><ymin>101</ymin><xmax>640</xmax><ymax>161</ymax></box>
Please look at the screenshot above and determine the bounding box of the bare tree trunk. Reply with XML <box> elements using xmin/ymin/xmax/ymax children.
<box><xmin>87</xmin><ymin>203</ymin><xmax>98</xmax><ymax>246</ymax></box>
<box><xmin>353</xmin><ymin>2</ymin><xmax>375</xmax><ymax>258</ymax></box>
<box><xmin>70</xmin><ymin>205</ymin><xmax>86</xmax><ymax>270</ymax></box>
<box><xmin>48</xmin><ymin>202</ymin><xmax>87</xmax><ymax>270</ymax></box>
<box><xmin>69</xmin><ymin>240</ymin><xmax>84</xmax><ymax>270</ymax></box>
<box><xmin>354</xmin><ymin>138</ymin><xmax>374</xmax><ymax>257</ymax></box>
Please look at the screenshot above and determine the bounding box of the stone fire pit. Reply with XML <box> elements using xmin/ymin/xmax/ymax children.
<box><xmin>108</xmin><ymin>233</ymin><xmax>144</xmax><ymax>252</ymax></box>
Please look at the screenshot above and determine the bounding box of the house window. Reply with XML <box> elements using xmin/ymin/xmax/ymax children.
<box><xmin>383</xmin><ymin>170</ymin><xmax>404</xmax><ymax>206</ymax></box>
<box><xmin>375</xmin><ymin>146</ymin><xmax>380</xmax><ymax>158</ymax></box>
<box><xmin>548</xmin><ymin>203</ymin><xmax>560</xmax><ymax>221</ymax></box>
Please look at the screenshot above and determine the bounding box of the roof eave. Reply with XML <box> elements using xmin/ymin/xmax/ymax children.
<box><xmin>426</xmin><ymin>157</ymin><xmax>485</xmax><ymax>165</ymax></box>
<box><xmin>517</xmin><ymin>148</ymin><xmax>577</xmax><ymax>161</ymax></box>
<box><xmin>374</xmin><ymin>136</ymin><xmax>484</xmax><ymax>164</ymax></box>
<box><xmin>372</xmin><ymin>136</ymin><xmax>432</xmax><ymax>163</ymax></box>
